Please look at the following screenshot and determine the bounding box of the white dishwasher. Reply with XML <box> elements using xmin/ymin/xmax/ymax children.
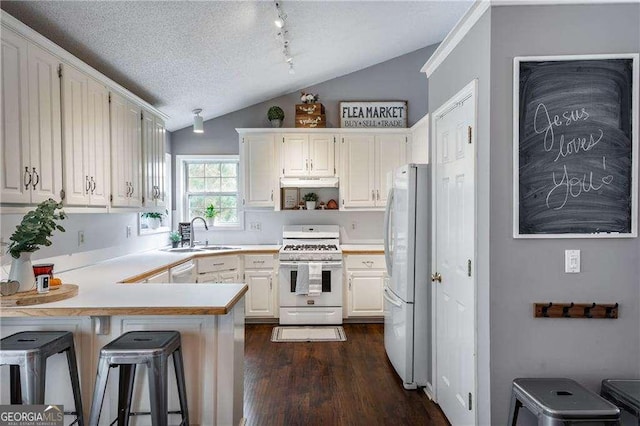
<box><xmin>170</xmin><ymin>260</ymin><xmax>196</xmax><ymax>283</ymax></box>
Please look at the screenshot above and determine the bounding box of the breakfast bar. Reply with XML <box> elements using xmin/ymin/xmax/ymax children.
<box><xmin>0</xmin><ymin>251</ymin><xmax>248</xmax><ymax>426</ymax></box>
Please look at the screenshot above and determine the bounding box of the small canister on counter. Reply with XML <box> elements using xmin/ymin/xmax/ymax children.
<box><xmin>36</xmin><ymin>275</ymin><xmax>50</xmax><ymax>294</ymax></box>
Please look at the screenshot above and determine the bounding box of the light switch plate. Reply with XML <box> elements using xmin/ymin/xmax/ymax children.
<box><xmin>565</xmin><ymin>249</ymin><xmax>580</xmax><ymax>273</ymax></box>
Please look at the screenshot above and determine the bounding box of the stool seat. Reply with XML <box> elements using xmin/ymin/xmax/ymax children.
<box><xmin>0</xmin><ymin>331</ymin><xmax>84</xmax><ymax>426</ymax></box>
<box><xmin>508</xmin><ymin>378</ymin><xmax>620</xmax><ymax>425</ymax></box>
<box><xmin>89</xmin><ymin>330</ymin><xmax>189</xmax><ymax>426</ymax></box>
<box><xmin>601</xmin><ymin>379</ymin><xmax>640</xmax><ymax>419</ymax></box>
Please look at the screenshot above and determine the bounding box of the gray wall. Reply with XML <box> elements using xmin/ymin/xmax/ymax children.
<box><xmin>170</xmin><ymin>44</ymin><xmax>438</xmax><ymax>155</ymax></box>
<box><xmin>428</xmin><ymin>10</ymin><xmax>493</xmax><ymax>424</ymax></box>
<box><xmin>489</xmin><ymin>4</ymin><xmax>640</xmax><ymax>425</ymax></box>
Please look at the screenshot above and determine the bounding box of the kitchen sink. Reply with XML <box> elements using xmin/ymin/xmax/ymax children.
<box><xmin>163</xmin><ymin>247</ymin><xmax>205</xmax><ymax>253</ymax></box>
<box><xmin>198</xmin><ymin>246</ymin><xmax>239</xmax><ymax>251</ymax></box>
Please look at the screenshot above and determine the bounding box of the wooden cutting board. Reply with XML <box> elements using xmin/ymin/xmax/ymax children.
<box><xmin>1</xmin><ymin>284</ymin><xmax>78</xmax><ymax>307</ymax></box>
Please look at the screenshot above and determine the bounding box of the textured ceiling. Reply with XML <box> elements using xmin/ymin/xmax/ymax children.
<box><xmin>1</xmin><ymin>1</ymin><xmax>472</xmax><ymax>131</ymax></box>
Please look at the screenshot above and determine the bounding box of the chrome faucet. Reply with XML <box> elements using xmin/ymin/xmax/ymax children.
<box><xmin>190</xmin><ymin>216</ymin><xmax>209</xmax><ymax>248</ymax></box>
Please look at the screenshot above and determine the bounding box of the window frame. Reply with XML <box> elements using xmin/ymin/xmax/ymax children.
<box><xmin>175</xmin><ymin>154</ymin><xmax>244</xmax><ymax>231</ymax></box>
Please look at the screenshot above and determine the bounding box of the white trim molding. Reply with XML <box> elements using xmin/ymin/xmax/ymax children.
<box><xmin>1</xmin><ymin>10</ymin><xmax>169</xmax><ymax>121</ymax></box>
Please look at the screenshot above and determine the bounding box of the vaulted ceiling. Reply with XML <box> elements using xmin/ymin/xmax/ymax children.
<box><xmin>1</xmin><ymin>1</ymin><xmax>472</xmax><ymax>131</ymax></box>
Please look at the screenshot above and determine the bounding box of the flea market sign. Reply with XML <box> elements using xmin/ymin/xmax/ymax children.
<box><xmin>340</xmin><ymin>101</ymin><xmax>407</xmax><ymax>128</ymax></box>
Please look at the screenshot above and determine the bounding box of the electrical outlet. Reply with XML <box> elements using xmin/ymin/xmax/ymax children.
<box><xmin>250</xmin><ymin>222</ymin><xmax>262</xmax><ymax>231</ymax></box>
<box><xmin>565</xmin><ymin>249</ymin><xmax>580</xmax><ymax>273</ymax></box>
<box><xmin>78</xmin><ymin>231</ymin><xmax>85</xmax><ymax>246</ymax></box>
<box><xmin>126</xmin><ymin>226</ymin><xmax>132</xmax><ymax>238</ymax></box>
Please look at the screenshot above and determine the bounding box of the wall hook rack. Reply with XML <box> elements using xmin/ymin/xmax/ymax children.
<box><xmin>534</xmin><ymin>302</ymin><xmax>619</xmax><ymax>319</ymax></box>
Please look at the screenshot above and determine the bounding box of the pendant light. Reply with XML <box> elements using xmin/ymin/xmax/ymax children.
<box><xmin>193</xmin><ymin>109</ymin><xmax>204</xmax><ymax>133</ymax></box>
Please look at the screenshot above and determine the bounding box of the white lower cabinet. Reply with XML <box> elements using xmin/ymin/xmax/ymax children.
<box><xmin>243</xmin><ymin>254</ymin><xmax>278</xmax><ymax>318</ymax></box>
<box><xmin>196</xmin><ymin>255</ymin><xmax>240</xmax><ymax>283</ymax></box>
<box><xmin>345</xmin><ymin>254</ymin><xmax>386</xmax><ymax>317</ymax></box>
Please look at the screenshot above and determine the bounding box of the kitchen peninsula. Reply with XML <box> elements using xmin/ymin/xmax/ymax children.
<box><xmin>0</xmin><ymin>249</ymin><xmax>253</xmax><ymax>426</ymax></box>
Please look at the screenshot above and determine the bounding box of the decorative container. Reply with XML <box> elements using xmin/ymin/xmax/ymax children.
<box><xmin>9</xmin><ymin>252</ymin><xmax>36</xmax><ymax>293</ymax></box>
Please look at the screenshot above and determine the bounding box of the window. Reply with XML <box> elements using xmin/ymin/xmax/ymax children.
<box><xmin>180</xmin><ymin>156</ymin><xmax>241</xmax><ymax>229</ymax></box>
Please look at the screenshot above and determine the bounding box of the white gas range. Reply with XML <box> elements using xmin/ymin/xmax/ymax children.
<box><xmin>278</xmin><ymin>225</ymin><xmax>343</xmax><ymax>325</ymax></box>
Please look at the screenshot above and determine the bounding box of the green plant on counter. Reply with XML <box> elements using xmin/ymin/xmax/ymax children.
<box><xmin>302</xmin><ymin>192</ymin><xmax>318</xmax><ymax>202</ymax></box>
<box><xmin>169</xmin><ymin>231</ymin><xmax>181</xmax><ymax>243</ymax></box>
<box><xmin>8</xmin><ymin>199</ymin><xmax>66</xmax><ymax>259</ymax></box>
<box><xmin>204</xmin><ymin>204</ymin><xmax>217</xmax><ymax>219</ymax></box>
<box><xmin>267</xmin><ymin>106</ymin><xmax>285</xmax><ymax>121</ymax></box>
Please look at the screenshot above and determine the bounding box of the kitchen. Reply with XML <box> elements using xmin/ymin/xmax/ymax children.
<box><xmin>1</xmin><ymin>1</ymin><xmax>639</xmax><ymax>426</ymax></box>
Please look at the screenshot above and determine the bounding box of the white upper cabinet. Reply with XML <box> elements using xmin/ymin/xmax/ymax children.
<box><xmin>142</xmin><ymin>110</ymin><xmax>166</xmax><ymax>207</ymax></box>
<box><xmin>61</xmin><ymin>65</ymin><xmax>110</xmax><ymax>207</ymax></box>
<box><xmin>110</xmin><ymin>92</ymin><xmax>142</xmax><ymax>207</ymax></box>
<box><xmin>1</xmin><ymin>28</ymin><xmax>63</xmax><ymax>204</ymax></box>
<box><xmin>281</xmin><ymin>133</ymin><xmax>335</xmax><ymax>177</ymax></box>
<box><xmin>241</xmin><ymin>133</ymin><xmax>277</xmax><ymax>208</ymax></box>
<box><xmin>341</xmin><ymin>133</ymin><xmax>407</xmax><ymax>209</ymax></box>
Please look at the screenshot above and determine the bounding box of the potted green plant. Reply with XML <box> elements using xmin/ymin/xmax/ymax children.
<box><xmin>7</xmin><ymin>199</ymin><xmax>66</xmax><ymax>292</ymax></box>
<box><xmin>267</xmin><ymin>106</ymin><xmax>284</xmax><ymax>128</ymax></box>
<box><xmin>302</xmin><ymin>192</ymin><xmax>318</xmax><ymax>210</ymax></box>
<box><xmin>169</xmin><ymin>231</ymin><xmax>181</xmax><ymax>248</ymax></box>
<box><xmin>141</xmin><ymin>211</ymin><xmax>164</xmax><ymax>229</ymax></box>
<box><xmin>204</xmin><ymin>204</ymin><xmax>217</xmax><ymax>226</ymax></box>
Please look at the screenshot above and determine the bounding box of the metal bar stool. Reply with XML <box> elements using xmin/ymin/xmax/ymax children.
<box><xmin>601</xmin><ymin>379</ymin><xmax>640</xmax><ymax>425</ymax></box>
<box><xmin>508</xmin><ymin>378</ymin><xmax>621</xmax><ymax>425</ymax></box>
<box><xmin>0</xmin><ymin>331</ymin><xmax>85</xmax><ymax>426</ymax></box>
<box><xmin>89</xmin><ymin>331</ymin><xmax>189</xmax><ymax>426</ymax></box>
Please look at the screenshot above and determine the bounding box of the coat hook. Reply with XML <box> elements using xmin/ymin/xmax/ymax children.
<box><xmin>542</xmin><ymin>302</ymin><xmax>553</xmax><ymax>317</ymax></box>
<box><xmin>605</xmin><ymin>303</ymin><xmax>619</xmax><ymax>319</ymax></box>
<box><xmin>583</xmin><ymin>303</ymin><xmax>596</xmax><ymax>319</ymax></box>
<box><xmin>562</xmin><ymin>302</ymin><xmax>574</xmax><ymax>318</ymax></box>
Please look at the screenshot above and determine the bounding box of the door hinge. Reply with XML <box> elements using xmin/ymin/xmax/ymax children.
<box><xmin>468</xmin><ymin>126</ymin><xmax>472</xmax><ymax>144</ymax></box>
<box><xmin>59</xmin><ymin>189</ymin><xmax>65</xmax><ymax>200</ymax></box>
<box><xmin>141</xmin><ymin>196</ymin><xmax>145</xmax><ymax>204</ymax></box>
<box><xmin>405</xmin><ymin>136</ymin><xmax>408</xmax><ymax>143</ymax></box>
<box><xmin>469</xmin><ymin>392</ymin><xmax>472</xmax><ymax>410</ymax></box>
<box><xmin>333</xmin><ymin>136</ymin><xmax>336</xmax><ymax>144</ymax></box>
<box><xmin>108</xmin><ymin>93</ymin><xmax>111</xmax><ymax>103</ymax></box>
<box><xmin>242</xmin><ymin>138</ymin><xmax>244</xmax><ymax>144</ymax></box>
<box><xmin>110</xmin><ymin>194</ymin><xmax>113</xmax><ymax>202</ymax></box>
<box><xmin>282</xmin><ymin>137</ymin><xmax>285</xmax><ymax>143</ymax></box>
<box><xmin>467</xmin><ymin>259</ymin><xmax>472</xmax><ymax>277</ymax></box>
<box><xmin>282</xmin><ymin>168</ymin><xmax>285</xmax><ymax>174</ymax></box>
<box><xmin>242</xmin><ymin>199</ymin><xmax>245</xmax><ymax>205</ymax></box>
<box><xmin>141</xmin><ymin>111</ymin><xmax>144</xmax><ymax>120</ymax></box>
<box><xmin>57</xmin><ymin>64</ymin><xmax>62</xmax><ymax>78</ymax></box>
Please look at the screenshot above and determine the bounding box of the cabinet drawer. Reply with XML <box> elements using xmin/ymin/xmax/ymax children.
<box><xmin>345</xmin><ymin>255</ymin><xmax>385</xmax><ymax>270</ymax></box>
<box><xmin>198</xmin><ymin>255</ymin><xmax>240</xmax><ymax>274</ymax></box>
<box><xmin>244</xmin><ymin>254</ymin><xmax>276</xmax><ymax>270</ymax></box>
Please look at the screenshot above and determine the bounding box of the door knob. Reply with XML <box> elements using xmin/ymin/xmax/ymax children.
<box><xmin>431</xmin><ymin>272</ymin><xmax>442</xmax><ymax>283</ymax></box>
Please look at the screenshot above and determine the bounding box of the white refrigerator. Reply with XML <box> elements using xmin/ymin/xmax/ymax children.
<box><xmin>383</xmin><ymin>163</ymin><xmax>431</xmax><ymax>390</ymax></box>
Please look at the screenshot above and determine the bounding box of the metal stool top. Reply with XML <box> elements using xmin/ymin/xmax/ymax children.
<box><xmin>0</xmin><ymin>331</ymin><xmax>74</xmax><ymax>359</ymax></box>
<box><xmin>602</xmin><ymin>379</ymin><xmax>640</xmax><ymax>413</ymax></box>
<box><xmin>513</xmin><ymin>378</ymin><xmax>621</xmax><ymax>419</ymax></box>
<box><xmin>100</xmin><ymin>331</ymin><xmax>181</xmax><ymax>358</ymax></box>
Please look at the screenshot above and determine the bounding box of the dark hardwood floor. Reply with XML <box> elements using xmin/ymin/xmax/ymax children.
<box><xmin>244</xmin><ymin>324</ymin><xmax>450</xmax><ymax>426</ymax></box>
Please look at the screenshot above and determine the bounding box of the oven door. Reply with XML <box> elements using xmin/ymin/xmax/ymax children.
<box><xmin>279</xmin><ymin>261</ymin><xmax>343</xmax><ymax>307</ymax></box>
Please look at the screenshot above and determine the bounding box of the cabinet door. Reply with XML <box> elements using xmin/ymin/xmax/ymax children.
<box><xmin>61</xmin><ymin>64</ymin><xmax>89</xmax><ymax>206</ymax></box>
<box><xmin>376</xmin><ymin>134</ymin><xmax>407</xmax><ymax>207</ymax></box>
<box><xmin>142</xmin><ymin>110</ymin><xmax>155</xmax><ymax>206</ymax></box>
<box><xmin>153</xmin><ymin>117</ymin><xmax>166</xmax><ymax>206</ymax></box>
<box><xmin>219</xmin><ymin>269</ymin><xmax>239</xmax><ymax>283</ymax></box>
<box><xmin>341</xmin><ymin>134</ymin><xmax>375</xmax><ymax>208</ymax></box>
<box><xmin>27</xmin><ymin>43</ymin><xmax>62</xmax><ymax>203</ymax></box>
<box><xmin>347</xmin><ymin>270</ymin><xmax>385</xmax><ymax>317</ymax></box>
<box><xmin>126</xmin><ymin>101</ymin><xmax>142</xmax><ymax>207</ymax></box>
<box><xmin>245</xmin><ymin>270</ymin><xmax>274</xmax><ymax>317</ymax></box>
<box><xmin>110</xmin><ymin>92</ymin><xmax>129</xmax><ymax>206</ymax></box>
<box><xmin>0</xmin><ymin>29</ymin><xmax>30</xmax><ymax>203</ymax></box>
<box><xmin>282</xmin><ymin>134</ymin><xmax>308</xmax><ymax>176</ymax></box>
<box><xmin>309</xmin><ymin>134</ymin><xmax>335</xmax><ymax>177</ymax></box>
<box><xmin>242</xmin><ymin>133</ymin><xmax>275</xmax><ymax>207</ymax></box>
<box><xmin>86</xmin><ymin>78</ymin><xmax>110</xmax><ymax>206</ymax></box>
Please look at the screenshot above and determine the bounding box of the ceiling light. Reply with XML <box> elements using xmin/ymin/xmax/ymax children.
<box><xmin>288</xmin><ymin>63</ymin><xmax>295</xmax><ymax>75</ymax></box>
<box><xmin>193</xmin><ymin>109</ymin><xmax>204</xmax><ymax>133</ymax></box>
<box><xmin>274</xmin><ymin>17</ymin><xmax>284</xmax><ymax>28</ymax></box>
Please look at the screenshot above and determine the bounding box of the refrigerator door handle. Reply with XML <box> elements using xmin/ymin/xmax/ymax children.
<box><xmin>383</xmin><ymin>286</ymin><xmax>402</xmax><ymax>308</ymax></box>
<box><xmin>383</xmin><ymin>187</ymin><xmax>394</xmax><ymax>276</ymax></box>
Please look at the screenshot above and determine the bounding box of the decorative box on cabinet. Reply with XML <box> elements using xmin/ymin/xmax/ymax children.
<box><xmin>0</xmin><ymin>28</ymin><xmax>63</xmax><ymax>204</ymax></box>
<box><xmin>344</xmin><ymin>254</ymin><xmax>386</xmax><ymax>318</ymax></box>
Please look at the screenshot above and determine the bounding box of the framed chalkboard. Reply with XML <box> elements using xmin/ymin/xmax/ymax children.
<box><xmin>514</xmin><ymin>54</ymin><xmax>639</xmax><ymax>238</ymax></box>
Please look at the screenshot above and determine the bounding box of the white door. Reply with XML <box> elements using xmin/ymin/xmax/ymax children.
<box><xmin>434</xmin><ymin>81</ymin><xmax>477</xmax><ymax>425</ymax></box>
<box><xmin>242</xmin><ymin>134</ymin><xmax>275</xmax><ymax>207</ymax></box>
<box><xmin>245</xmin><ymin>270</ymin><xmax>274</xmax><ymax>317</ymax></box>
<box><xmin>282</xmin><ymin>134</ymin><xmax>308</xmax><ymax>176</ymax></box>
<box><xmin>341</xmin><ymin>134</ymin><xmax>375</xmax><ymax>208</ymax></box>
<box><xmin>376</xmin><ymin>134</ymin><xmax>406</xmax><ymax>207</ymax></box>
<box><xmin>219</xmin><ymin>270</ymin><xmax>239</xmax><ymax>283</ymax></box>
<box><xmin>0</xmin><ymin>28</ymin><xmax>30</xmax><ymax>203</ymax></box>
<box><xmin>308</xmin><ymin>134</ymin><xmax>335</xmax><ymax>177</ymax></box>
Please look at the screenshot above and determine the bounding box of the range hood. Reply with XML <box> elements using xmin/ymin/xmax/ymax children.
<box><xmin>280</xmin><ymin>177</ymin><xmax>339</xmax><ymax>188</ymax></box>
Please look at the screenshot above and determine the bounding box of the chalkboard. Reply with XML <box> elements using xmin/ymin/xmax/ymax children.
<box><xmin>514</xmin><ymin>54</ymin><xmax>638</xmax><ymax>238</ymax></box>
